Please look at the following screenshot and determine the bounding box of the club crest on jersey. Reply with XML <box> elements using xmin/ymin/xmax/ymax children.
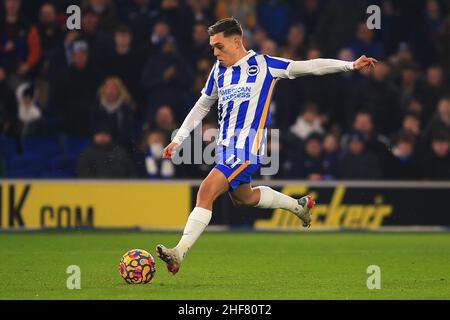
<box><xmin>246</xmin><ymin>65</ymin><xmax>260</xmax><ymax>77</ymax></box>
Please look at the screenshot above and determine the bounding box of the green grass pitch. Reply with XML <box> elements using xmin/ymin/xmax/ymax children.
<box><xmin>0</xmin><ymin>232</ymin><xmax>449</xmax><ymax>300</ymax></box>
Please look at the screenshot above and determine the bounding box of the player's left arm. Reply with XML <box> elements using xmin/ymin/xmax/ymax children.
<box><xmin>265</xmin><ymin>55</ymin><xmax>377</xmax><ymax>79</ymax></box>
<box><xmin>287</xmin><ymin>55</ymin><xmax>377</xmax><ymax>78</ymax></box>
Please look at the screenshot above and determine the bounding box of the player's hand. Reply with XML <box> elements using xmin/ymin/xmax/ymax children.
<box><xmin>162</xmin><ymin>142</ymin><xmax>179</xmax><ymax>159</ymax></box>
<box><xmin>353</xmin><ymin>55</ymin><xmax>378</xmax><ymax>71</ymax></box>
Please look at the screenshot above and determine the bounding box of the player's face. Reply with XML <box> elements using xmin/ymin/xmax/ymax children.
<box><xmin>210</xmin><ymin>32</ymin><xmax>240</xmax><ymax>67</ymax></box>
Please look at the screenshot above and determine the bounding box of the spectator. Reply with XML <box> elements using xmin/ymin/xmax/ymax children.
<box><xmin>120</xmin><ymin>0</ymin><xmax>160</xmax><ymax>43</ymax></box>
<box><xmin>0</xmin><ymin>68</ymin><xmax>17</xmax><ymax>136</ymax></box>
<box><xmin>350</xmin><ymin>21</ymin><xmax>385</xmax><ymax>60</ymax></box>
<box><xmin>0</xmin><ymin>0</ymin><xmax>41</xmax><ymax>85</ymax></box>
<box><xmin>14</xmin><ymin>82</ymin><xmax>45</xmax><ymax>138</ymax></box>
<box><xmin>347</xmin><ymin>61</ymin><xmax>400</xmax><ymax>134</ymax></box>
<box><xmin>322</xmin><ymin>133</ymin><xmax>340</xmax><ymax>180</ymax></box>
<box><xmin>82</xmin><ymin>0</ymin><xmax>118</xmax><ymax>34</ymax></box>
<box><xmin>385</xmin><ymin>132</ymin><xmax>422</xmax><ymax>180</ymax></box>
<box><xmin>339</xmin><ymin>131</ymin><xmax>382</xmax><ymax>180</ymax></box>
<box><xmin>76</xmin><ymin>126</ymin><xmax>136</xmax><ymax>178</ymax></box>
<box><xmin>401</xmin><ymin>113</ymin><xmax>422</xmax><ymax>139</ymax></box>
<box><xmin>421</xmin><ymin>65</ymin><xmax>447</xmax><ymax>123</ymax></box>
<box><xmin>342</xmin><ymin>111</ymin><xmax>390</xmax><ymax>165</ymax></box>
<box><xmin>260</xmin><ymin>39</ymin><xmax>278</xmax><ymax>56</ymax></box>
<box><xmin>422</xmin><ymin>132</ymin><xmax>450</xmax><ymax>180</ymax></box>
<box><xmin>289</xmin><ymin>102</ymin><xmax>324</xmax><ymax>141</ymax></box>
<box><xmin>137</xmin><ymin>130</ymin><xmax>175</xmax><ymax>179</ymax></box>
<box><xmin>256</xmin><ymin>0</ymin><xmax>292</xmax><ymax>44</ymax></box>
<box><xmin>147</xmin><ymin>105</ymin><xmax>178</xmax><ymax>142</ymax></box>
<box><xmin>36</xmin><ymin>3</ymin><xmax>63</xmax><ymax>61</ymax></box>
<box><xmin>141</xmin><ymin>36</ymin><xmax>194</xmax><ymax>112</ymax></box>
<box><xmin>101</xmin><ymin>25</ymin><xmax>146</xmax><ymax>106</ymax></box>
<box><xmin>93</xmin><ymin>77</ymin><xmax>135</xmax><ymax>149</ymax></box>
<box><xmin>281</xmin><ymin>24</ymin><xmax>306</xmax><ymax>60</ymax></box>
<box><xmin>215</xmin><ymin>0</ymin><xmax>256</xmax><ymax>31</ymax></box>
<box><xmin>51</xmin><ymin>41</ymin><xmax>102</xmax><ymax>136</ymax></box>
<box><xmin>159</xmin><ymin>0</ymin><xmax>195</xmax><ymax>50</ymax></box>
<box><xmin>424</xmin><ymin>96</ymin><xmax>450</xmax><ymax>141</ymax></box>
<box><xmin>300</xmin><ymin>133</ymin><xmax>324</xmax><ymax>181</ymax></box>
<box><xmin>186</xmin><ymin>22</ymin><xmax>212</xmax><ymax>67</ymax></box>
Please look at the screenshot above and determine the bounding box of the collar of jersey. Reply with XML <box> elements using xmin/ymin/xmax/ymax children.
<box><xmin>227</xmin><ymin>50</ymin><xmax>256</xmax><ymax>68</ymax></box>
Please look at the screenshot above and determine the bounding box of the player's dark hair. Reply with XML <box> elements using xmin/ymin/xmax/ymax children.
<box><xmin>207</xmin><ymin>17</ymin><xmax>243</xmax><ymax>37</ymax></box>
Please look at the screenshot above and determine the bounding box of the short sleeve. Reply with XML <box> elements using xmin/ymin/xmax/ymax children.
<box><xmin>264</xmin><ymin>55</ymin><xmax>294</xmax><ymax>79</ymax></box>
<box><xmin>201</xmin><ymin>61</ymin><xmax>218</xmax><ymax>99</ymax></box>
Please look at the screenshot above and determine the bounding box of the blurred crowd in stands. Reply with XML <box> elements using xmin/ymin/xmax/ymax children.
<box><xmin>0</xmin><ymin>0</ymin><xmax>449</xmax><ymax>180</ymax></box>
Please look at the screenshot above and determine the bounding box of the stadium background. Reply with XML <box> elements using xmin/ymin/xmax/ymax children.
<box><xmin>0</xmin><ymin>0</ymin><xmax>449</xmax><ymax>232</ymax></box>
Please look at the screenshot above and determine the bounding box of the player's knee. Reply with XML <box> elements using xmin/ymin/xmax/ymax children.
<box><xmin>231</xmin><ymin>196</ymin><xmax>253</xmax><ymax>208</ymax></box>
<box><xmin>197</xmin><ymin>180</ymin><xmax>216</xmax><ymax>203</ymax></box>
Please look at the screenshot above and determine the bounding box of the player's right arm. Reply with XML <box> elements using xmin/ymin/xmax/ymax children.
<box><xmin>163</xmin><ymin>62</ymin><xmax>219</xmax><ymax>159</ymax></box>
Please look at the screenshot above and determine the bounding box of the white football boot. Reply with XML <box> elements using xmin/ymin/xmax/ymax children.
<box><xmin>156</xmin><ymin>244</ymin><xmax>181</xmax><ymax>275</ymax></box>
<box><xmin>293</xmin><ymin>195</ymin><xmax>316</xmax><ymax>228</ymax></box>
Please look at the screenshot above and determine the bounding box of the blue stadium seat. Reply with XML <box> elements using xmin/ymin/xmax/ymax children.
<box><xmin>63</xmin><ymin>136</ymin><xmax>90</xmax><ymax>156</ymax></box>
<box><xmin>0</xmin><ymin>137</ymin><xmax>18</xmax><ymax>158</ymax></box>
<box><xmin>7</xmin><ymin>154</ymin><xmax>47</xmax><ymax>178</ymax></box>
<box><xmin>50</xmin><ymin>155</ymin><xmax>77</xmax><ymax>177</ymax></box>
<box><xmin>23</xmin><ymin>137</ymin><xmax>61</xmax><ymax>157</ymax></box>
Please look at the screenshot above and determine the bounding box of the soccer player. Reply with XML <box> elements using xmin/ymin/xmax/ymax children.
<box><xmin>157</xmin><ymin>18</ymin><xmax>377</xmax><ymax>274</ymax></box>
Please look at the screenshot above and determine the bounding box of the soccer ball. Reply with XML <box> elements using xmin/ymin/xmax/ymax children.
<box><xmin>119</xmin><ymin>249</ymin><xmax>156</xmax><ymax>284</ymax></box>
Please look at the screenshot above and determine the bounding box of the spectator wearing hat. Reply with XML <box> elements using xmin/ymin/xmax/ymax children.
<box><xmin>51</xmin><ymin>40</ymin><xmax>103</xmax><ymax>137</ymax></box>
<box><xmin>422</xmin><ymin>132</ymin><xmax>450</xmax><ymax>180</ymax></box>
<box><xmin>339</xmin><ymin>131</ymin><xmax>382</xmax><ymax>180</ymax></box>
<box><xmin>76</xmin><ymin>125</ymin><xmax>137</xmax><ymax>178</ymax></box>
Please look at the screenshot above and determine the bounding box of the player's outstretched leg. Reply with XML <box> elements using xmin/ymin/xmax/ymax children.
<box><xmin>157</xmin><ymin>169</ymin><xmax>229</xmax><ymax>275</ymax></box>
<box><xmin>255</xmin><ymin>186</ymin><xmax>315</xmax><ymax>227</ymax></box>
<box><xmin>231</xmin><ymin>185</ymin><xmax>315</xmax><ymax>227</ymax></box>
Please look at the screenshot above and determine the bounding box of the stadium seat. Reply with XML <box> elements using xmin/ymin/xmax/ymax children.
<box><xmin>0</xmin><ymin>137</ymin><xmax>18</xmax><ymax>158</ymax></box>
<box><xmin>50</xmin><ymin>155</ymin><xmax>77</xmax><ymax>177</ymax></box>
<box><xmin>63</xmin><ymin>136</ymin><xmax>90</xmax><ymax>156</ymax></box>
<box><xmin>23</xmin><ymin>137</ymin><xmax>61</xmax><ymax>157</ymax></box>
<box><xmin>7</xmin><ymin>154</ymin><xmax>47</xmax><ymax>178</ymax></box>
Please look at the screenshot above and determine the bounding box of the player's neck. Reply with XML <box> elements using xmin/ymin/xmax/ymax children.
<box><xmin>230</xmin><ymin>48</ymin><xmax>250</xmax><ymax>66</ymax></box>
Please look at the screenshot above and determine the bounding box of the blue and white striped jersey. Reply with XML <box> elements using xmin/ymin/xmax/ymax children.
<box><xmin>202</xmin><ymin>50</ymin><xmax>293</xmax><ymax>156</ymax></box>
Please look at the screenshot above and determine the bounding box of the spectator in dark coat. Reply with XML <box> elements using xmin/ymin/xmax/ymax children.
<box><xmin>322</xmin><ymin>133</ymin><xmax>340</xmax><ymax>180</ymax></box>
<box><xmin>300</xmin><ymin>133</ymin><xmax>325</xmax><ymax>180</ymax></box>
<box><xmin>120</xmin><ymin>0</ymin><xmax>160</xmax><ymax>43</ymax></box>
<box><xmin>342</xmin><ymin>111</ymin><xmax>390</xmax><ymax>169</ymax></box>
<box><xmin>422</xmin><ymin>132</ymin><xmax>450</xmax><ymax>180</ymax></box>
<box><xmin>339</xmin><ymin>131</ymin><xmax>382</xmax><ymax>180</ymax></box>
<box><xmin>51</xmin><ymin>41</ymin><xmax>102</xmax><ymax>136</ymax></box>
<box><xmin>385</xmin><ymin>132</ymin><xmax>422</xmax><ymax>180</ymax></box>
<box><xmin>101</xmin><ymin>25</ymin><xmax>146</xmax><ymax>107</ymax></box>
<box><xmin>141</xmin><ymin>37</ymin><xmax>194</xmax><ymax>112</ymax></box>
<box><xmin>0</xmin><ymin>68</ymin><xmax>17</xmax><ymax>136</ymax></box>
<box><xmin>424</xmin><ymin>96</ymin><xmax>450</xmax><ymax>142</ymax></box>
<box><xmin>93</xmin><ymin>77</ymin><xmax>135</xmax><ymax>150</ymax></box>
<box><xmin>76</xmin><ymin>126</ymin><xmax>136</xmax><ymax>178</ymax></box>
